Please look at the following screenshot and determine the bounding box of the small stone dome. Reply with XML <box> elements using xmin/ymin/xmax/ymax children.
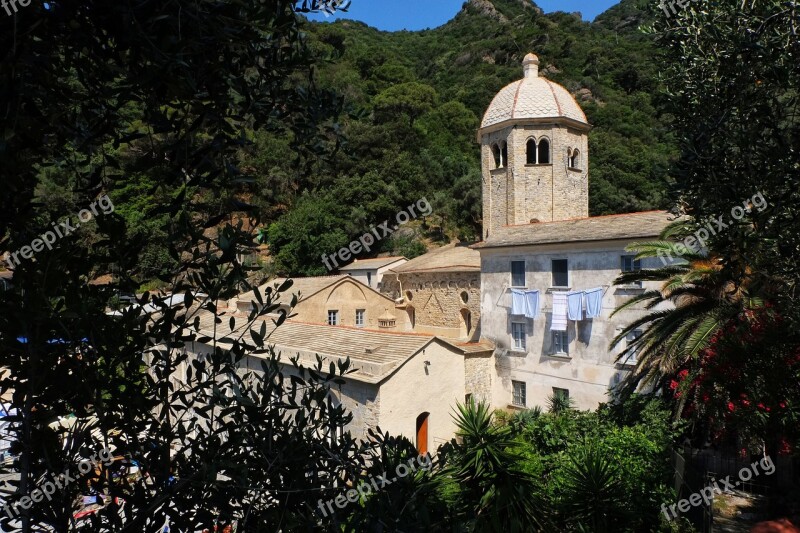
<box><xmin>480</xmin><ymin>53</ymin><xmax>588</xmax><ymax>130</ymax></box>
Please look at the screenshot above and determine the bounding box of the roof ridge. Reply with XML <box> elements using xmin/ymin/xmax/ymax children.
<box><xmin>285</xmin><ymin>319</ymin><xmax>435</xmax><ymax>338</ymax></box>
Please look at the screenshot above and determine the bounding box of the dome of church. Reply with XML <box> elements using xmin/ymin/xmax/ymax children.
<box><xmin>480</xmin><ymin>53</ymin><xmax>588</xmax><ymax>129</ymax></box>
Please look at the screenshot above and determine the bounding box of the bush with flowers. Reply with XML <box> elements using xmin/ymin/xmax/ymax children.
<box><xmin>668</xmin><ymin>302</ymin><xmax>799</xmax><ymax>456</ymax></box>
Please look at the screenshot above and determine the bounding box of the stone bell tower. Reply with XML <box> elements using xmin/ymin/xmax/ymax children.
<box><xmin>477</xmin><ymin>53</ymin><xmax>591</xmax><ymax>239</ymax></box>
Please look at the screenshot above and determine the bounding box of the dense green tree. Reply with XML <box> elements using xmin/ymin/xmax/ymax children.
<box><xmin>373</xmin><ymin>82</ymin><xmax>438</xmax><ymax>127</ymax></box>
<box><xmin>0</xmin><ymin>1</ymin><xmax>352</xmax><ymax>531</ymax></box>
<box><xmin>650</xmin><ymin>0</ymin><xmax>800</xmax><ymax>328</ymax></box>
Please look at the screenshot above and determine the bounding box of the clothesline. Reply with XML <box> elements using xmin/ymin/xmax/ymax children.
<box><xmin>507</xmin><ymin>286</ymin><xmax>607</xmax><ymax>328</ymax></box>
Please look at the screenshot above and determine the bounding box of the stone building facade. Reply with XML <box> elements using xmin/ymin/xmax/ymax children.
<box><xmin>475</xmin><ymin>53</ymin><xmax>674</xmax><ymax>412</ymax></box>
<box><xmin>381</xmin><ymin>243</ymin><xmax>482</xmax><ymax>341</ymax></box>
<box><xmin>477</xmin><ymin>217</ymin><xmax>673</xmax><ymax>410</ymax></box>
<box><xmin>183</xmin><ymin>313</ymin><xmax>481</xmax><ymax>449</ymax></box>
<box><xmin>235</xmin><ymin>275</ymin><xmax>409</xmax><ymax>331</ymax></box>
<box><xmin>479</xmin><ymin>53</ymin><xmax>590</xmax><ymax>240</ymax></box>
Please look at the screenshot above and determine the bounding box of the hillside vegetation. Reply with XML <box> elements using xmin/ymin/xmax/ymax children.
<box><xmin>28</xmin><ymin>0</ymin><xmax>676</xmax><ymax>281</ymax></box>
<box><xmin>259</xmin><ymin>0</ymin><xmax>677</xmax><ymax>275</ymax></box>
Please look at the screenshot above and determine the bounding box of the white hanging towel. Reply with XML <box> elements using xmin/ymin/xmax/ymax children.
<box><xmin>584</xmin><ymin>287</ymin><xmax>603</xmax><ymax>319</ymax></box>
<box><xmin>510</xmin><ymin>289</ymin><xmax>527</xmax><ymax>315</ymax></box>
<box><xmin>524</xmin><ymin>290</ymin><xmax>540</xmax><ymax>319</ymax></box>
<box><xmin>551</xmin><ymin>292</ymin><xmax>568</xmax><ymax>331</ymax></box>
<box><xmin>566</xmin><ymin>290</ymin><xmax>584</xmax><ymax>321</ymax></box>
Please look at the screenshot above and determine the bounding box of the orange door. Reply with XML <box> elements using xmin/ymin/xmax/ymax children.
<box><xmin>416</xmin><ymin>413</ymin><xmax>429</xmax><ymax>455</ymax></box>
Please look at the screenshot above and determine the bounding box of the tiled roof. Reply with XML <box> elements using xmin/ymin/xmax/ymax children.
<box><xmin>338</xmin><ymin>256</ymin><xmax>407</xmax><ymax>271</ymax></box>
<box><xmin>192</xmin><ymin>313</ymin><xmax>455</xmax><ymax>383</ymax></box>
<box><xmin>480</xmin><ymin>55</ymin><xmax>588</xmax><ymax>131</ymax></box>
<box><xmin>389</xmin><ymin>242</ymin><xmax>481</xmax><ymax>274</ymax></box>
<box><xmin>455</xmin><ymin>340</ymin><xmax>496</xmax><ymax>354</ymax></box>
<box><xmin>474</xmin><ymin>211</ymin><xmax>677</xmax><ymax>249</ymax></box>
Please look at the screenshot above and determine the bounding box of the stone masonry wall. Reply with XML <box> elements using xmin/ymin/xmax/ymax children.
<box><xmin>382</xmin><ymin>271</ymin><xmax>481</xmax><ymax>340</ymax></box>
<box><xmin>331</xmin><ymin>379</ymin><xmax>380</xmax><ymax>441</ymax></box>
<box><xmin>465</xmin><ymin>352</ymin><xmax>493</xmax><ymax>403</ymax></box>
<box><xmin>481</xmin><ymin>123</ymin><xmax>589</xmax><ymax>233</ymax></box>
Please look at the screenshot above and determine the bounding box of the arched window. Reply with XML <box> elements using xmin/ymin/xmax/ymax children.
<box><xmin>570</xmin><ymin>148</ymin><xmax>581</xmax><ymax>169</ymax></box>
<box><xmin>492</xmin><ymin>144</ymin><xmax>501</xmax><ymax>168</ymax></box>
<box><xmin>460</xmin><ymin>308</ymin><xmax>472</xmax><ymax>338</ymax></box>
<box><xmin>526</xmin><ymin>139</ymin><xmax>537</xmax><ymax>165</ymax></box>
<box><xmin>501</xmin><ymin>142</ymin><xmax>508</xmax><ymax>168</ymax></box>
<box><xmin>538</xmin><ymin>138</ymin><xmax>550</xmax><ymax>164</ymax></box>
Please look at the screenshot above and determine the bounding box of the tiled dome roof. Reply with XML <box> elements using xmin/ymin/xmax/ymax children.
<box><xmin>480</xmin><ymin>53</ymin><xmax>588</xmax><ymax>129</ymax></box>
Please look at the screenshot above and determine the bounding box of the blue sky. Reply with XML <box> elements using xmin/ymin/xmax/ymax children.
<box><xmin>307</xmin><ymin>0</ymin><xmax>620</xmax><ymax>31</ymax></box>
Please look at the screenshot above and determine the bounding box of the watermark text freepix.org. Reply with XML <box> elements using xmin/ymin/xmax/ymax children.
<box><xmin>4</xmin><ymin>194</ymin><xmax>115</xmax><ymax>269</ymax></box>
<box><xmin>661</xmin><ymin>454</ymin><xmax>775</xmax><ymax>521</ymax></box>
<box><xmin>1</xmin><ymin>0</ymin><xmax>32</xmax><ymax>17</ymax></box>
<box><xmin>2</xmin><ymin>447</ymin><xmax>114</xmax><ymax>519</ymax></box>
<box><xmin>659</xmin><ymin>0</ymin><xmax>702</xmax><ymax>18</ymax></box>
<box><xmin>317</xmin><ymin>453</ymin><xmax>432</xmax><ymax>517</ymax></box>
<box><xmin>658</xmin><ymin>191</ymin><xmax>767</xmax><ymax>265</ymax></box>
<box><xmin>321</xmin><ymin>198</ymin><xmax>432</xmax><ymax>272</ymax></box>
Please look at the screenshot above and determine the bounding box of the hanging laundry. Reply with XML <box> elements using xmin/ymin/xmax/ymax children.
<box><xmin>510</xmin><ymin>289</ymin><xmax>526</xmax><ymax>315</ymax></box>
<box><xmin>566</xmin><ymin>290</ymin><xmax>584</xmax><ymax>321</ymax></box>
<box><xmin>551</xmin><ymin>292</ymin><xmax>568</xmax><ymax>331</ymax></box>
<box><xmin>524</xmin><ymin>290</ymin><xmax>540</xmax><ymax>319</ymax></box>
<box><xmin>584</xmin><ymin>287</ymin><xmax>603</xmax><ymax>318</ymax></box>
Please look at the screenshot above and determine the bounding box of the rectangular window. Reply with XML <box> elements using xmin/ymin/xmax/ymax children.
<box><xmin>551</xmin><ymin>259</ymin><xmax>569</xmax><ymax>287</ymax></box>
<box><xmin>327</xmin><ymin>310</ymin><xmax>339</xmax><ymax>326</ymax></box>
<box><xmin>621</xmin><ymin>255</ymin><xmax>642</xmax><ymax>272</ymax></box>
<box><xmin>553</xmin><ymin>387</ymin><xmax>570</xmax><ymax>401</ymax></box>
<box><xmin>511</xmin><ymin>322</ymin><xmax>526</xmax><ymax>351</ymax></box>
<box><xmin>511</xmin><ymin>260</ymin><xmax>526</xmax><ymax>287</ymax></box>
<box><xmin>621</xmin><ymin>255</ymin><xmax>642</xmax><ymax>287</ymax></box>
<box><xmin>512</xmin><ymin>380</ymin><xmax>527</xmax><ymax>407</ymax></box>
<box><xmin>355</xmin><ymin>309</ymin><xmax>365</xmax><ymax>328</ymax></box>
<box><xmin>623</xmin><ymin>330</ymin><xmax>642</xmax><ymax>365</ymax></box>
<box><xmin>552</xmin><ymin>330</ymin><xmax>569</xmax><ymax>354</ymax></box>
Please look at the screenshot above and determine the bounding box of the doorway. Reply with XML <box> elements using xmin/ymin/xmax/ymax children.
<box><xmin>416</xmin><ymin>412</ymin><xmax>429</xmax><ymax>455</ymax></box>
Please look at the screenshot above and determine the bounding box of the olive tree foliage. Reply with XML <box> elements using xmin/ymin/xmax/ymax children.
<box><xmin>649</xmin><ymin>0</ymin><xmax>800</xmax><ymax>327</ymax></box>
<box><xmin>0</xmin><ymin>0</ymin><xmax>370</xmax><ymax>531</ymax></box>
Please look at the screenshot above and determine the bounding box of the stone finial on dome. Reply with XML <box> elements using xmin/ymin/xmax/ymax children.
<box><xmin>523</xmin><ymin>53</ymin><xmax>539</xmax><ymax>78</ymax></box>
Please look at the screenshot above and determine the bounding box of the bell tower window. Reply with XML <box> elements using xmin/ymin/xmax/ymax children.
<box><xmin>501</xmin><ymin>142</ymin><xmax>508</xmax><ymax>168</ymax></box>
<box><xmin>492</xmin><ymin>144</ymin><xmax>501</xmax><ymax>169</ymax></box>
<box><xmin>526</xmin><ymin>139</ymin><xmax>537</xmax><ymax>165</ymax></box>
<box><xmin>569</xmin><ymin>148</ymin><xmax>581</xmax><ymax>169</ymax></box>
<box><xmin>538</xmin><ymin>138</ymin><xmax>550</xmax><ymax>164</ymax></box>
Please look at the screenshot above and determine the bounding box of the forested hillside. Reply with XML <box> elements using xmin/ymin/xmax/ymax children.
<box><xmin>27</xmin><ymin>0</ymin><xmax>675</xmax><ymax>282</ymax></box>
<box><xmin>257</xmin><ymin>0</ymin><xmax>677</xmax><ymax>275</ymax></box>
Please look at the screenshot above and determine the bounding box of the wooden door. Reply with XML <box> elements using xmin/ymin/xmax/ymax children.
<box><xmin>416</xmin><ymin>412</ymin><xmax>429</xmax><ymax>455</ymax></box>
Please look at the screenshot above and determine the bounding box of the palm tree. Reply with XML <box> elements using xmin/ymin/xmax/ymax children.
<box><xmin>441</xmin><ymin>401</ymin><xmax>546</xmax><ymax>532</ymax></box>
<box><xmin>558</xmin><ymin>440</ymin><xmax>628</xmax><ymax>532</ymax></box>
<box><xmin>610</xmin><ymin>221</ymin><xmax>761</xmax><ymax>397</ymax></box>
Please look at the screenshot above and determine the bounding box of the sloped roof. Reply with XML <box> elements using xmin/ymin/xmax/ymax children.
<box><xmin>474</xmin><ymin>211</ymin><xmax>676</xmax><ymax>249</ymax></box>
<box><xmin>192</xmin><ymin>313</ymin><xmax>465</xmax><ymax>384</ymax></box>
<box><xmin>338</xmin><ymin>256</ymin><xmax>407</xmax><ymax>271</ymax></box>
<box><xmin>241</xmin><ymin>275</ymin><xmax>396</xmax><ymax>310</ymax></box>
<box><xmin>389</xmin><ymin>243</ymin><xmax>480</xmax><ymax>274</ymax></box>
<box><xmin>256</xmin><ymin>275</ymin><xmax>349</xmax><ymax>302</ymax></box>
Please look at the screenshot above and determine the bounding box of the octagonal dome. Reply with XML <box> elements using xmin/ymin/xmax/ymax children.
<box><xmin>480</xmin><ymin>53</ymin><xmax>588</xmax><ymax>130</ymax></box>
